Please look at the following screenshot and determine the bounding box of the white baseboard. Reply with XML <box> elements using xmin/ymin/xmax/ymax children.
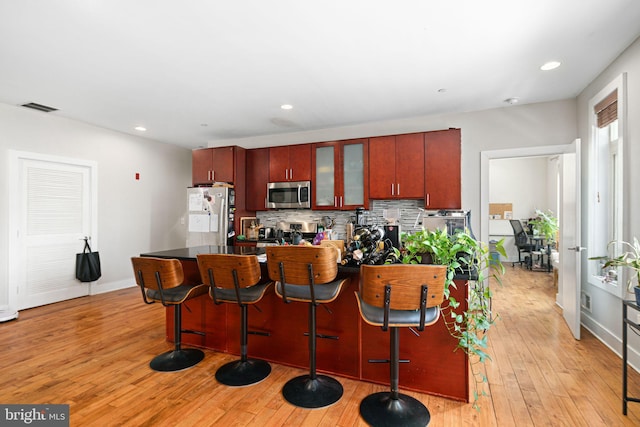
<box><xmin>581</xmin><ymin>311</ymin><xmax>640</xmax><ymax>374</ymax></box>
<box><xmin>90</xmin><ymin>279</ymin><xmax>136</xmax><ymax>295</ymax></box>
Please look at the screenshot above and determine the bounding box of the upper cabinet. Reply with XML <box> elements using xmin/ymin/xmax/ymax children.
<box><xmin>312</xmin><ymin>138</ymin><xmax>368</xmax><ymax>210</ymax></box>
<box><xmin>269</xmin><ymin>144</ymin><xmax>311</xmax><ymax>182</ymax></box>
<box><xmin>369</xmin><ymin>133</ymin><xmax>425</xmax><ymax>199</ymax></box>
<box><xmin>246</xmin><ymin>148</ymin><xmax>270</xmax><ymax>211</ymax></box>
<box><xmin>192</xmin><ymin>146</ymin><xmax>235</xmax><ymax>185</ymax></box>
<box><xmin>424</xmin><ymin>129</ymin><xmax>461</xmax><ymax>209</ymax></box>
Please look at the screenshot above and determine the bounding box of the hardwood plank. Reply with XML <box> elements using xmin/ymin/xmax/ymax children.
<box><xmin>3</xmin><ymin>267</ymin><xmax>640</xmax><ymax>425</ymax></box>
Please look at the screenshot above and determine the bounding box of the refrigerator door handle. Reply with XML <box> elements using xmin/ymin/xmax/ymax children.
<box><xmin>219</xmin><ymin>197</ymin><xmax>226</xmax><ymax>245</ymax></box>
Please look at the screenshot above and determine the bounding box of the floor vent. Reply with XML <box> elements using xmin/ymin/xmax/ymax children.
<box><xmin>21</xmin><ymin>102</ymin><xmax>58</xmax><ymax>113</ymax></box>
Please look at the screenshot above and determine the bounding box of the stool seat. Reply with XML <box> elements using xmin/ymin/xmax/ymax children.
<box><xmin>356</xmin><ymin>264</ymin><xmax>447</xmax><ymax>427</ymax></box>
<box><xmin>357</xmin><ymin>297</ymin><xmax>441</xmax><ymax>327</ymax></box>
<box><xmin>131</xmin><ymin>257</ymin><xmax>208</xmax><ymax>372</ymax></box>
<box><xmin>197</xmin><ymin>253</ymin><xmax>272</xmax><ymax>387</ymax></box>
<box><xmin>266</xmin><ymin>246</ymin><xmax>349</xmax><ymax>409</ymax></box>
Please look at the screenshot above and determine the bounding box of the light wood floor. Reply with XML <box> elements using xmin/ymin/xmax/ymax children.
<box><xmin>2</xmin><ymin>267</ymin><xmax>640</xmax><ymax>426</ymax></box>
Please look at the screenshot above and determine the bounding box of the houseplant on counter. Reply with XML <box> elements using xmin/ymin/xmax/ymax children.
<box><xmin>396</xmin><ymin>227</ymin><xmax>506</xmax><ymax>409</ymax></box>
<box><xmin>591</xmin><ymin>238</ymin><xmax>640</xmax><ymax>304</ymax></box>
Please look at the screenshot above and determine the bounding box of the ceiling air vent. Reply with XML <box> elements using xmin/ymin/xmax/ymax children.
<box><xmin>21</xmin><ymin>102</ymin><xmax>58</xmax><ymax>113</ymax></box>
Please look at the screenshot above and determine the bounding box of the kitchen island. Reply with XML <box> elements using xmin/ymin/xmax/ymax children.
<box><xmin>141</xmin><ymin>245</ymin><xmax>469</xmax><ymax>402</ymax></box>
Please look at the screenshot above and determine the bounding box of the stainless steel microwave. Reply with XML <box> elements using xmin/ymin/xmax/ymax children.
<box><xmin>267</xmin><ymin>181</ymin><xmax>311</xmax><ymax>209</ymax></box>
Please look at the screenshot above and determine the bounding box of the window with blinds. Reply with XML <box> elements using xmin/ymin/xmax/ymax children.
<box><xmin>594</xmin><ymin>90</ymin><xmax>617</xmax><ymax>128</ymax></box>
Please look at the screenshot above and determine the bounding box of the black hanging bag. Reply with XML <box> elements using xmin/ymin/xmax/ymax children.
<box><xmin>76</xmin><ymin>238</ymin><xmax>101</xmax><ymax>282</ymax></box>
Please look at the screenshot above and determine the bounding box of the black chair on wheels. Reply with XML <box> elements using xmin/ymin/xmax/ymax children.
<box><xmin>131</xmin><ymin>257</ymin><xmax>209</xmax><ymax>372</ymax></box>
<box><xmin>355</xmin><ymin>264</ymin><xmax>447</xmax><ymax>427</ymax></box>
<box><xmin>509</xmin><ymin>219</ymin><xmax>536</xmax><ymax>268</ymax></box>
<box><xmin>266</xmin><ymin>246</ymin><xmax>350</xmax><ymax>409</ymax></box>
<box><xmin>196</xmin><ymin>253</ymin><xmax>272</xmax><ymax>386</ymax></box>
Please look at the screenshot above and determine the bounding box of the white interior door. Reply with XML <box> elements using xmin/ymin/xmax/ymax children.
<box><xmin>9</xmin><ymin>152</ymin><xmax>97</xmax><ymax>310</ymax></box>
<box><xmin>558</xmin><ymin>139</ymin><xmax>582</xmax><ymax>339</ymax></box>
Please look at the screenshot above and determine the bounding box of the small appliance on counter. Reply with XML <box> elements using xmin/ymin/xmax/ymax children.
<box><xmin>256</xmin><ymin>221</ymin><xmax>318</xmax><ymax>247</ymax></box>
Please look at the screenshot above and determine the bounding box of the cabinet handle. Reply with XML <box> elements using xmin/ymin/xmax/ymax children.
<box><xmin>426</xmin><ymin>193</ymin><xmax>430</xmax><ymax>206</ymax></box>
<box><xmin>397</xmin><ymin>183</ymin><xmax>400</xmax><ymax>196</ymax></box>
<box><xmin>334</xmin><ymin>196</ymin><xmax>337</xmax><ymax>207</ymax></box>
<box><xmin>391</xmin><ymin>184</ymin><xmax>394</xmax><ymax>196</ymax></box>
<box><xmin>340</xmin><ymin>196</ymin><xmax>343</xmax><ymax>207</ymax></box>
<box><xmin>212</xmin><ymin>170</ymin><xmax>215</xmax><ymax>181</ymax></box>
<box><xmin>289</xmin><ymin>168</ymin><xmax>293</xmax><ymax>180</ymax></box>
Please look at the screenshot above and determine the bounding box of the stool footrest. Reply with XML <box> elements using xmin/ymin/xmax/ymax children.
<box><xmin>303</xmin><ymin>332</ymin><xmax>339</xmax><ymax>340</ymax></box>
<box><xmin>368</xmin><ymin>359</ymin><xmax>409</xmax><ymax>364</ymax></box>
<box><xmin>182</xmin><ymin>329</ymin><xmax>205</xmax><ymax>336</ymax></box>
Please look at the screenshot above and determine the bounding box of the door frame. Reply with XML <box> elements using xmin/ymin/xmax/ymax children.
<box><xmin>480</xmin><ymin>143</ymin><xmax>581</xmax><ymax>314</ymax></box>
<box><xmin>7</xmin><ymin>150</ymin><xmax>98</xmax><ymax>310</ymax></box>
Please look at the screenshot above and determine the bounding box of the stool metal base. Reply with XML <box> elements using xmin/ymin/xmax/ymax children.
<box><xmin>149</xmin><ymin>348</ymin><xmax>205</xmax><ymax>372</ymax></box>
<box><xmin>360</xmin><ymin>391</ymin><xmax>430</xmax><ymax>427</ymax></box>
<box><xmin>215</xmin><ymin>358</ymin><xmax>271</xmax><ymax>387</ymax></box>
<box><xmin>282</xmin><ymin>374</ymin><xmax>343</xmax><ymax>409</ymax></box>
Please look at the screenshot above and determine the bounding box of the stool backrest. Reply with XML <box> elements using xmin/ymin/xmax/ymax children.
<box><xmin>266</xmin><ymin>246</ymin><xmax>338</xmax><ymax>285</ymax></box>
<box><xmin>197</xmin><ymin>254</ymin><xmax>261</xmax><ymax>289</ymax></box>
<box><xmin>359</xmin><ymin>264</ymin><xmax>447</xmax><ymax>310</ymax></box>
<box><xmin>131</xmin><ymin>257</ymin><xmax>184</xmax><ymax>291</ymax></box>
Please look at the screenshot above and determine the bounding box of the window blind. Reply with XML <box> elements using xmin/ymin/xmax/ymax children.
<box><xmin>594</xmin><ymin>89</ymin><xmax>617</xmax><ymax>128</ymax></box>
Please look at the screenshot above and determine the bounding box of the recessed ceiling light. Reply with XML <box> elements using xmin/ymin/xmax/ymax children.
<box><xmin>504</xmin><ymin>97</ymin><xmax>519</xmax><ymax>105</ymax></box>
<box><xmin>134</xmin><ymin>126</ymin><xmax>147</xmax><ymax>132</ymax></box>
<box><xmin>280</xmin><ymin>104</ymin><xmax>293</xmax><ymax>110</ymax></box>
<box><xmin>540</xmin><ymin>61</ymin><xmax>561</xmax><ymax>71</ymax></box>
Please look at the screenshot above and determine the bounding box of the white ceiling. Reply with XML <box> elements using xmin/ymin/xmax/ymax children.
<box><xmin>1</xmin><ymin>1</ymin><xmax>639</xmax><ymax>150</ymax></box>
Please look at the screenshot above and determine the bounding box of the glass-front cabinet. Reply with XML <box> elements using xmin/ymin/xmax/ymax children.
<box><xmin>312</xmin><ymin>138</ymin><xmax>368</xmax><ymax>210</ymax></box>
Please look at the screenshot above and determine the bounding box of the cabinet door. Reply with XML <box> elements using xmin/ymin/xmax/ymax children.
<box><xmin>246</xmin><ymin>148</ymin><xmax>269</xmax><ymax>211</ymax></box>
<box><xmin>312</xmin><ymin>142</ymin><xmax>337</xmax><ymax>209</ymax></box>
<box><xmin>211</xmin><ymin>146</ymin><xmax>235</xmax><ymax>183</ymax></box>
<box><xmin>192</xmin><ymin>148</ymin><xmax>213</xmax><ymax>185</ymax></box>
<box><xmin>368</xmin><ymin>136</ymin><xmax>396</xmax><ymax>199</ymax></box>
<box><xmin>425</xmin><ymin>129</ymin><xmax>461</xmax><ymax>209</ymax></box>
<box><xmin>342</xmin><ymin>138</ymin><xmax>368</xmax><ymax>209</ymax></box>
<box><xmin>395</xmin><ymin>133</ymin><xmax>424</xmax><ymax>198</ymax></box>
<box><xmin>269</xmin><ymin>146</ymin><xmax>290</xmax><ymax>182</ymax></box>
<box><xmin>288</xmin><ymin>144</ymin><xmax>311</xmax><ymax>181</ymax></box>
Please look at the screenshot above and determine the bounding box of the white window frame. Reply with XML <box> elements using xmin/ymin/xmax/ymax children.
<box><xmin>587</xmin><ymin>73</ymin><xmax>626</xmax><ymax>298</ymax></box>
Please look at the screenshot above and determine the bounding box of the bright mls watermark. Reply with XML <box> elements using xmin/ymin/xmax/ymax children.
<box><xmin>1</xmin><ymin>404</ymin><xmax>69</xmax><ymax>426</ymax></box>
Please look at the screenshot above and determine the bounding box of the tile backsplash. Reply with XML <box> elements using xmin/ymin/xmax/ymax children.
<box><xmin>255</xmin><ymin>199</ymin><xmax>425</xmax><ymax>240</ymax></box>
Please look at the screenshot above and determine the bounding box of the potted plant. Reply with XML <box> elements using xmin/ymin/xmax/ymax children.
<box><xmin>396</xmin><ymin>227</ymin><xmax>506</xmax><ymax>409</ymax></box>
<box><xmin>529</xmin><ymin>209</ymin><xmax>559</xmax><ymax>246</ymax></box>
<box><xmin>592</xmin><ymin>238</ymin><xmax>640</xmax><ymax>304</ymax></box>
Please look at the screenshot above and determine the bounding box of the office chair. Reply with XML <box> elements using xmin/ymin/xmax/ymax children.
<box><xmin>509</xmin><ymin>220</ymin><xmax>536</xmax><ymax>268</ymax></box>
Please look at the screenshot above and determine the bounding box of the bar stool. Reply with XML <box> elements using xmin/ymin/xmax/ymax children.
<box><xmin>131</xmin><ymin>257</ymin><xmax>209</xmax><ymax>372</ymax></box>
<box><xmin>355</xmin><ymin>264</ymin><xmax>447</xmax><ymax>427</ymax></box>
<box><xmin>197</xmin><ymin>253</ymin><xmax>272</xmax><ymax>386</ymax></box>
<box><xmin>266</xmin><ymin>246</ymin><xmax>349</xmax><ymax>409</ymax></box>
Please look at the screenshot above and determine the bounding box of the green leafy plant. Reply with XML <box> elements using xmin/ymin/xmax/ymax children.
<box><xmin>397</xmin><ymin>227</ymin><xmax>506</xmax><ymax>409</ymax></box>
<box><xmin>591</xmin><ymin>238</ymin><xmax>640</xmax><ymax>293</ymax></box>
<box><xmin>529</xmin><ymin>209</ymin><xmax>558</xmax><ymax>243</ymax></box>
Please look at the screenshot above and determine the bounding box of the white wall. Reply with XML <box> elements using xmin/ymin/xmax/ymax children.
<box><xmin>488</xmin><ymin>156</ymin><xmax>556</xmax><ymax>262</ymax></box>
<box><xmin>577</xmin><ymin>37</ymin><xmax>640</xmax><ymax>361</ymax></box>
<box><xmin>212</xmin><ymin>99</ymin><xmax>578</xmax><ymax>239</ymax></box>
<box><xmin>0</xmin><ymin>103</ymin><xmax>191</xmax><ymax>306</ymax></box>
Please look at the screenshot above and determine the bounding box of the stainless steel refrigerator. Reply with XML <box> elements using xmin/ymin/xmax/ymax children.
<box><xmin>186</xmin><ymin>186</ymin><xmax>235</xmax><ymax>247</ymax></box>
